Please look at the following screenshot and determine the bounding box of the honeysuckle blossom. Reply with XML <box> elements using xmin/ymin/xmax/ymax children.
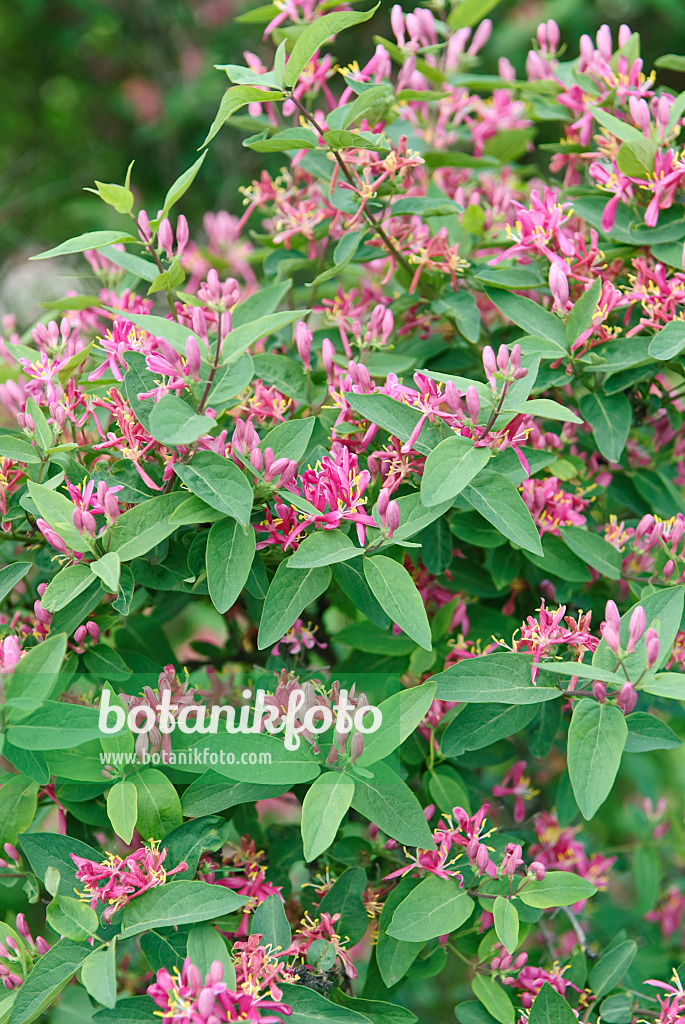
<box><xmin>72</xmin><ymin>840</ymin><xmax>188</xmax><ymax>923</ymax></box>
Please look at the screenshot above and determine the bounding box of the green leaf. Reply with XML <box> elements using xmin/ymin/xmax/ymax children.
<box><xmin>206</xmin><ymin>517</ymin><xmax>255</xmax><ymax>613</ymax></box>
<box><xmin>91</xmin><ymin>552</ymin><xmax>121</xmax><ymax>594</ymax></box>
<box><xmin>106</xmin><ymin>782</ymin><xmax>138</xmax><ymax>845</ymax></box>
<box><xmin>288</xmin><ymin>530</ymin><xmax>359</xmax><ymax>568</ymax></box>
<box><xmin>7</xmin><ymin>701</ymin><xmax>105</xmax><ymax>750</ymax></box>
<box><xmin>160</xmin><ymin>152</ymin><xmax>207</xmax><ymax>218</ymax></box>
<box><xmin>333</xmin><ymin>992</ymin><xmax>417</xmax><ymax>1024</ymax></box>
<box><xmin>81</xmin><ymin>941</ymin><xmax>117</xmax><ymax>1009</ymax></box>
<box><xmin>363</xmin><ymin>556</ymin><xmax>432</xmax><ymax>651</ymax></box>
<box><xmin>257</xmin><ymin>562</ymin><xmax>331</xmax><ymax>649</ymax></box>
<box><xmin>484</xmin><ymin>287</ymin><xmax>567</xmax><ymax>348</ymax></box>
<box><xmin>120</xmin><ymin>881</ymin><xmax>247</xmax><ymax>938</ymax></box>
<box><xmin>180</xmin><ymin>774</ymin><xmax>288</xmax><ymax>817</ymax></box>
<box><xmin>250</xmin><ymin>894</ymin><xmax>292</xmax><ymax>953</ymax></box>
<box><xmin>448</xmin><ymin>0</ymin><xmax>502</xmax><ymax>29</ymax></box>
<box><xmin>643</xmin><ymin>672</ymin><xmax>685</xmax><ymax>699</ymax></box>
<box><xmin>493</xmin><ymin>897</ymin><xmax>519</xmax><ymax>955</ymax></box>
<box><xmin>591</xmin><ymin>106</ymin><xmax>657</xmax><ymax>171</ymax></box>
<box><xmin>175</xmin><ymin>453</ymin><xmax>253</xmax><ymax>527</ymax></box>
<box><xmin>260</xmin><ymin>418</ymin><xmax>315</xmax><ymax>463</ymax></box>
<box><xmin>203</xmin><ymin>86</ymin><xmax>285</xmax><ymax>147</ymax></box>
<box><xmin>471</xmin><ymin>976</ymin><xmax>514</xmax><ymax>1024</ymax></box>
<box><xmin>624</xmin><ymin>712</ymin><xmax>681</xmax><ymax>751</ymax></box>
<box><xmin>0</xmin><ymin>775</ymin><xmax>39</xmax><ymax>846</ymax></box>
<box><xmin>528</xmin><ymin>983</ymin><xmax>578</xmax><ymax>1024</ymax></box>
<box><xmin>40</xmin><ymin>563</ymin><xmax>95</xmax><ymax>613</ymax></box>
<box><xmin>648</xmin><ymin>319</ymin><xmax>685</xmax><ymax>360</ymax></box>
<box><xmin>189</xmin><ymin>732</ymin><xmax>320</xmax><ymax>786</ymax></box>
<box><xmin>344</xmin><ymin>84</ymin><xmax>393</xmax><ymax>128</ymax></box>
<box><xmin>463</xmin><ymin>473</ymin><xmax>542</xmax><ymax>555</ymax></box>
<box><xmin>345</xmin><ymin>392</ymin><xmax>442</xmax><ymax>455</ymax></box>
<box><xmin>222</xmin><ymin>310</ymin><xmax>309</xmax><ymax>365</ymax></box>
<box><xmin>350</xmin><ymin>760</ymin><xmax>434</xmax><ymax>847</ymax></box>
<box><xmin>148</xmin><ymin>396</ymin><xmax>215</xmax><ymax>445</ymax></box>
<box><xmin>4</xmin><ymin>632</ymin><xmax>67</xmax><ymax>719</ymax></box>
<box><xmin>519</xmin><ymin>872</ymin><xmax>597</xmax><ymax>909</ymax></box>
<box><xmin>333</xmin><ymin>558</ymin><xmax>390</xmax><ymax>629</ymax></box>
<box><xmin>427</xmin><ymin>766</ymin><xmax>470</xmax><ymax>814</ymax></box>
<box><xmin>559</xmin><ymin>525</ymin><xmax>622</xmax><ymax>580</ymax></box>
<box><xmin>281</xmin><ymin>985</ymin><xmax>371</xmax><ymax>1024</ymax></box>
<box><xmin>589</xmin><ymin>940</ymin><xmax>637</xmax><ymax>999</ymax></box>
<box><xmin>7</xmin><ymin>938</ymin><xmax>92</xmax><ymax>1024</ymax></box>
<box><xmin>420</xmin><ymin>436</ymin><xmax>491</xmax><ymax>507</ymax></box>
<box><xmin>89</xmin><ymin>180</ymin><xmax>134</xmax><ymax>214</ymax></box>
<box><xmin>389</xmin><ymin>875</ymin><xmax>473</xmax><ymax>941</ymax></box>
<box><xmin>568</xmin><ymin>700</ymin><xmax>627</xmax><ymax>819</ymax></box>
<box><xmin>301</xmin><ymin>773</ymin><xmax>355</xmax><ymax>862</ymax></box>
<box><xmin>431</xmin><ymin>653</ymin><xmax>560</xmax><ymax>704</ymax></box>
<box><xmin>0</xmin><ymin>562</ymin><xmax>31</xmax><ymax>603</ymax></box>
<box><xmin>132</xmin><ymin>769</ymin><xmax>183</xmax><ymax>841</ymax></box>
<box><xmin>245</xmin><ymin>127</ymin><xmax>319</xmax><ymax>151</ymax></box>
<box><xmin>284</xmin><ymin>5</ymin><xmax>380</xmax><ymax>87</ymax></box>
<box><xmin>108</xmin><ymin>492</ymin><xmax>188</xmax><ymax>561</ymax></box>
<box><xmin>26</xmin><ymin>481</ymin><xmax>90</xmax><ymax>553</ymax></box>
<box><xmin>376</xmin><ymin>877</ymin><xmax>425</xmax><ymax>987</ymax></box>
<box><xmin>319</xmin><ymin>867</ymin><xmax>368</xmax><ymax>945</ymax></box>
<box><xmin>19</xmin><ymin>833</ymin><xmax>102</xmax><ymax>898</ymax></box>
<box><xmin>0</xmin><ymin>436</ymin><xmax>41</xmax><ymax>464</ymax></box>
<box><xmin>187</xmin><ymin>924</ymin><xmax>235</xmax><ymax>986</ymax></box>
<box><xmin>565</xmin><ymin>277</ymin><xmax>602</xmax><ymax>345</ymax></box>
<box><xmin>356</xmin><ymin>680</ymin><xmax>437</xmax><ymax>766</ymax></box>
<box><xmin>579</xmin><ymin>392</ymin><xmax>631</xmax><ymax>462</ymax></box>
<box><xmin>92</xmin><ymin>996</ymin><xmax>160</xmax><ymax>1022</ymax></box>
<box><xmin>323</xmin><ymin>128</ymin><xmax>389</xmax><ymax>151</ymax></box>
<box><xmin>441</xmin><ymin>703</ymin><xmax>537</xmax><ymax>756</ymax></box>
<box><xmin>503</xmin><ymin>398</ymin><xmax>582</xmax><ymax>425</ymax></box>
<box><xmin>46</xmin><ymin>893</ymin><xmax>98</xmax><ymax>942</ymax></box>
<box><xmin>29</xmin><ymin>231</ymin><xmax>136</xmax><ymax>260</ymax></box>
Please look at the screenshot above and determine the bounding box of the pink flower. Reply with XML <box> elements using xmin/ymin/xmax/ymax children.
<box><xmin>493</xmin><ymin>761</ymin><xmax>538</xmax><ymax>823</ymax></box>
<box><xmin>72</xmin><ymin>839</ymin><xmax>188</xmax><ymax>923</ymax></box>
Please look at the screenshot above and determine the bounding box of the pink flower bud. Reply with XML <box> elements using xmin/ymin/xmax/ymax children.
<box><xmin>604</xmin><ymin>599</ymin><xmax>621</xmax><ymax>633</ymax></box>
<box><xmin>549</xmin><ymin>262</ymin><xmax>569</xmax><ymax>310</ymax></box>
<box><xmin>664</xmin><ymin>559</ymin><xmax>675</xmax><ymax>580</ymax></box>
<box><xmin>626</xmin><ymin>605</ymin><xmax>646</xmax><ymax>653</ymax></box>
<box><xmin>86</xmin><ymin>622</ymin><xmax>100</xmax><ymax>641</ymax></box>
<box><xmin>465</xmin><ymin>386</ymin><xmax>480</xmax><ymax>423</ymax></box>
<box><xmin>546</xmin><ymin>19</ymin><xmax>560</xmax><ymax>51</ymax></box>
<box><xmin>482</xmin><ymin>345</ymin><xmax>497</xmax><ymax>384</ymax></box>
<box><xmin>35</xmin><ymin>938</ymin><xmax>51</xmax><ymax>956</ymax></box>
<box><xmin>497</xmin><ymin>344</ymin><xmax>509</xmax><ymax>372</ymax></box>
<box><xmin>104</xmin><ymin>492</ymin><xmax>120</xmax><ymax>520</ymax></box>
<box><xmin>468</xmin><ymin>18</ymin><xmax>492</xmax><ymax>55</ymax></box>
<box><xmin>72</xmin><ymin>508</ymin><xmax>84</xmax><ymax>531</ymax></box>
<box><xmin>386</xmin><ymin>500</ymin><xmax>400</xmax><ymax>537</ymax></box>
<box><xmin>158</xmin><ymin>217</ymin><xmax>174</xmax><ymax>259</ymax></box>
<box><xmin>191</xmin><ymin>308</ymin><xmax>208</xmax><ymax>341</ymax></box>
<box><xmin>185</xmin><ymin>336</ymin><xmax>201</xmax><ymax>382</ymax></box>
<box><xmin>444</xmin><ymin>381</ymin><xmax>461</xmax><ymax>412</ymax></box>
<box><xmin>618</xmin><ymin>24</ymin><xmax>632</xmax><ymax>47</ymax></box>
<box><xmin>74</xmin><ymin>625</ymin><xmax>87</xmax><ymax>644</ymax></box>
<box><xmin>369</xmin><ymin>823</ymin><xmax>379</xmax><ymax>840</ymax></box>
<box><xmin>528</xmin><ymin>861</ymin><xmax>546</xmax><ymax>880</ymax></box>
<box><xmin>295</xmin><ymin>321</ymin><xmax>312</xmax><ymax>371</ymax></box>
<box><xmin>350</xmin><ymin>732</ymin><xmax>364</xmax><ymax>763</ymax></box>
<box><xmin>476</xmin><ymin>843</ymin><xmax>491</xmax><ymax>873</ymax></box>
<box><xmin>617</xmin><ymin>682</ymin><xmax>637</xmax><ymax>714</ymax></box>
<box><xmin>645</xmin><ymin>628</ymin><xmax>660</xmax><ymax>669</ymax></box>
<box><xmin>265</xmin><ymin>457</ymin><xmax>290</xmax><ymax>484</ymax></box>
<box><xmin>602</xmin><ymin>625</ymin><xmax>621</xmax><ymax>655</ymax></box>
<box><xmin>137</xmin><ymin>209</ymin><xmax>150</xmax><ymax>241</ymax></box>
<box><xmin>15</xmin><ymin>915</ymin><xmax>31</xmax><ymax>944</ymax></box>
<box><xmin>592</xmin><ymin>681</ymin><xmax>607</xmax><ymax>703</ymax></box>
<box><xmin>596</xmin><ymin>24</ymin><xmax>613</xmax><ymax>59</ymax></box>
<box><xmin>3</xmin><ymin>844</ymin><xmax>19</xmax><ymax>864</ymax></box>
<box><xmin>377</xmin><ymin>488</ymin><xmax>390</xmax><ymax>519</ymax></box>
<box><xmin>176</xmin><ymin>214</ymin><xmax>189</xmax><ymax>256</ymax></box>
<box><xmin>81</xmin><ymin>511</ymin><xmax>97</xmax><ymax>537</ymax></box>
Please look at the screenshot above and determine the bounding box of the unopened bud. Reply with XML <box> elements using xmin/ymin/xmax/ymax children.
<box><xmin>645</xmin><ymin>628</ymin><xmax>660</xmax><ymax>669</ymax></box>
<box><xmin>528</xmin><ymin>861</ymin><xmax>546</xmax><ymax>880</ymax></box>
<box><xmin>592</xmin><ymin>681</ymin><xmax>607</xmax><ymax>703</ymax></box>
<box><xmin>626</xmin><ymin>605</ymin><xmax>646</xmax><ymax>654</ymax></box>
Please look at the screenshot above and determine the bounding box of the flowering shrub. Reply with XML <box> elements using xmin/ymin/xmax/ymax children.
<box><xmin>2</xmin><ymin>2</ymin><xmax>685</xmax><ymax>1022</ymax></box>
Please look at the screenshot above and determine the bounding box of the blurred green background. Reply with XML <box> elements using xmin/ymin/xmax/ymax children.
<box><xmin>1</xmin><ymin>0</ymin><xmax>683</xmax><ymax>272</ymax></box>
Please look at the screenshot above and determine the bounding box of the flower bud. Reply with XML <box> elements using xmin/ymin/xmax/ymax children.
<box><xmin>465</xmin><ymin>386</ymin><xmax>480</xmax><ymax>423</ymax></box>
<box><xmin>86</xmin><ymin>621</ymin><xmax>100</xmax><ymax>641</ymax></box>
<box><xmin>386</xmin><ymin>500</ymin><xmax>400</xmax><ymax>538</ymax></box>
<box><xmin>497</xmin><ymin>344</ymin><xmax>509</xmax><ymax>373</ymax></box>
<box><xmin>645</xmin><ymin>628</ymin><xmax>660</xmax><ymax>669</ymax></box>
<box><xmin>137</xmin><ymin>209</ymin><xmax>150</xmax><ymax>241</ymax></box>
<box><xmin>35</xmin><ymin>938</ymin><xmax>51</xmax><ymax>956</ymax></box>
<box><xmin>295</xmin><ymin>321</ymin><xmax>312</xmax><ymax>371</ymax></box>
<box><xmin>322</xmin><ymin>338</ymin><xmax>336</xmax><ymax>378</ymax></box>
<box><xmin>626</xmin><ymin>605</ymin><xmax>646</xmax><ymax>653</ymax></box>
<box><xmin>185</xmin><ymin>336</ymin><xmax>201</xmax><ymax>382</ymax></box>
<box><xmin>476</xmin><ymin>843</ymin><xmax>491</xmax><ymax>873</ymax></box>
<box><xmin>617</xmin><ymin>682</ymin><xmax>637</xmax><ymax>714</ymax></box>
<box><xmin>592</xmin><ymin>681</ymin><xmax>607</xmax><ymax>703</ymax></box>
<box><xmin>528</xmin><ymin>861</ymin><xmax>546</xmax><ymax>880</ymax></box>
<box><xmin>3</xmin><ymin>844</ymin><xmax>19</xmax><ymax>864</ymax></box>
<box><xmin>158</xmin><ymin>217</ymin><xmax>174</xmax><ymax>259</ymax></box>
<box><xmin>350</xmin><ymin>732</ymin><xmax>364</xmax><ymax>763</ymax></box>
<box><xmin>176</xmin><ymin>214</ymin><xmax>189</xmax><ymax>256</ymax></box>
<box><xmin>482</xmin><ymin>345</ymin><xmax>497</xmax><ymax>385</ymax></box>
<box><xmin>549</xmin><ymin>262</ymin><xmax>569</xmax><ymax>310</ymax></box>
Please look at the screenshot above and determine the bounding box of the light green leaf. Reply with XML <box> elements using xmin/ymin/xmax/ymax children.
<box><xmin>206</xmin><ymin>518</ymin><xmax>256</xmax><ymax>613</ymax></box>
<box><xmin>648</xmin><ymin>319</ymin><xmax>685</xmax><ymax>360</ymax></box>
<box><xmin>284</xmin><ymin>5</ymin><xmax>380</xmax><ymax>87</ymax></box>
<box><xmin>132</xmin><ymin>769</ymin><xmax>183</xmax><ymax>841</ymax></box>
<box><xmin>7</xmin><ymin>939</ymin><xmax>92</xmax><ymax>1024</ymax></box>
<box><xmin>493</xmin><ymin>897</ymin><xmax>519</xmax><ymax>954</ymax></box>
<box><xmin>420</xmin><ymin>436</ymin><xmax>491</xmax><ymax>507</ymax></box>
<box><xmin>120</xmin><ymin>881</ymin><xmax>247</xmax><ymax>938</ymax></box>
<box><xmin>528</xmin><ymin>983</ymin><xmax>578</xmax><ymax>1024</ymax></box>
<box><xmin>288</xmin><ymin>530</ymin><xmax>359</xmax><ymax>568</ymax></box>
<box><xmin>0</xmin><ymin>436</ymin><xmax>42</xmax><ymax>464</ymax></box>
<box><xmin>364</xmin><ymin>556</ymin><xmax>432</xmax><ymax>650</ymax></box>
<box><xmin>91</xmin><ymin>552</ymin><xmax>121</xmax><ymax>594</ymax></box>
<box><xmin>356</xmin><ymin>680</ymin><xmax>437</xmax><ymax>766</ymax></box>
<box><xmin>161</xmin><ymin>152</ymin><xmax>208</xmax><ymax>218</ymax></box>
<box><xmin>388</xmin><ymin>875</ymin><xmax>473</xmax><ymax>941</ymax></box>
<box><xmin>106</xmin><ymin>782</ymin><xmax>138</xmax><ymax>845</ymax></box>
<box><xmin>471</xmin><ymin>975</ymin><xmax>514</xmax><ymax>1024</ymax></box>
<box><xmin>109</xmin><ymin>493</ymin><xmax>188</xmax><ymax>561</ymax></box>
<box><xmin>579</xmin><ymin>392</ymin><xmax>631</xmax><ymax>462</ymax></box>
<box><xmin>350</xmin><ymin>761</ymin><xmax>434</xmax><ymax>847</ymax></box>
<box><xmin>81</xmin><ymin>940</ymin><xmax>117</xmax><ymax>1009</ymax></box>
<box><xmin>519</xmin><ymin>870</ymin><xmax>597</xmax><ymax>909</ymax></box>
<box><xmin>148</xmin><ymin>396</ymin><xmax>216</xmax><ymax>445</ymax></box>
<box><xmin>559</xmin><ymin>525</ymin><xmax>622</xmax><ymax>580</ymax></box>
<box><xmin>567</xmin><ymin>700</ymin><xmax>627</xmax><ymax>819</ymax></box>
<box><xmin>301</xmin><ymin>773</ymin><xmax>355</xmax><ymax>861</ymax></box>
<box><xmin>463</xmin><ymin>473</ymin><xmax>542</xmax><ymax>555</ymax></box>
<box><xmin>29</xmin><ymin>231</ymin><xmax>136</xmax><ymax>260</ymax></box>
<box><xmin>484</xmin><ymin>287</ymin><xmax>567</xmax><ymax>347</ymax></box>
<box><xmin>431</xmin><ymin>652</ymin><xmax>560</xmax><ymax>704</ymax></box>
<box><xmin>203</xmin><ymin>86</ymin><xmax>285</xmax><ymax>147</ymax></box>
<box><xmin>257</xmin><ymin>562</ymin><xmax>331</xmax><ymax>649</ymax></box>
<box><xmin>40</xmin><ymin>563</ymin><xmax>95</xmax><ymax>612</ymax></box>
